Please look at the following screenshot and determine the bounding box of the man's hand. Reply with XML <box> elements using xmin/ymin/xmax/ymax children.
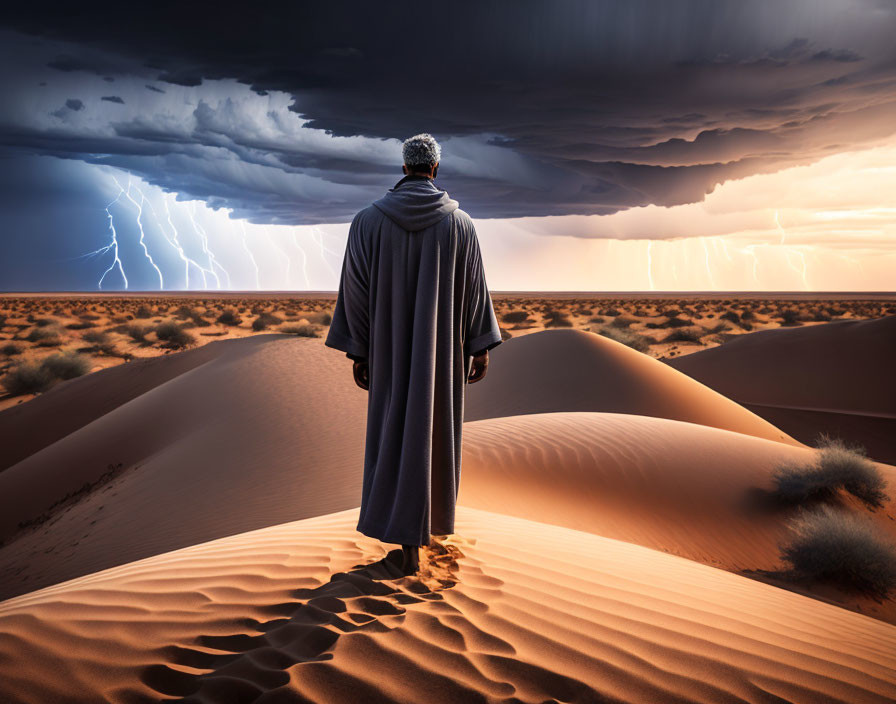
<box><xmin>353</xmin><ymin>360</ymin><xmax>370</xmax><ymax>390</ymax></box>
<box><xmin>468</xmin><ymin>350</ymin><xmax>489</xmax><ymax>384</ymax></box>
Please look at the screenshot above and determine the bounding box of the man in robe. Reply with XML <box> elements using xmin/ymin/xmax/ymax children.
<box><xmin>325</xmin><ymin>133</ymin><xmax>503</xmax><ymax>575</ymax></box>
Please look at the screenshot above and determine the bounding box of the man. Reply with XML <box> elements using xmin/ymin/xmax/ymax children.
<box><xmin>325</xmin><ymin>133</ymin><xmax>502</xmax><ymax>576</ymax></box>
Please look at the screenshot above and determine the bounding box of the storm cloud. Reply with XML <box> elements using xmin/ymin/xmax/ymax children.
<box><xmin>1</xmin><ymin>0</ymin><xmax>895</xmax><ymax>225</ymax></box>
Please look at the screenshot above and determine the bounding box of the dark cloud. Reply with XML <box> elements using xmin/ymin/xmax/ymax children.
<box><xmin>64</xmin><ymin>98</ymin><xmax>83</xmax><ymax>111</ymax></box>
<box><xmin>101</xmin><ymin>95</ymin><xmax>124</xmax><ymax>104</ymax></box>
<box><xmin>0</xmin><ymin>0</ymin><xmax>895</xmax><ymax>224</ymax></box>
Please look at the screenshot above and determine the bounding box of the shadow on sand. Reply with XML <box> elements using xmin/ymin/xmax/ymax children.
<box><xmin>140</xmin><ymin>540</ymin><xmax>464</xmax><ymax>703</ymax></box>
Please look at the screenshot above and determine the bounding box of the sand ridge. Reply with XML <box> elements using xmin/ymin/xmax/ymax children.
<box><xmin>1</xmin><ymin>506</ymin><xmax>895</xmax><ymax>704</ymax></box>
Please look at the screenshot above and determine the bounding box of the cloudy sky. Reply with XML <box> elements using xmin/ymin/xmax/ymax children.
<box><xmin>0</xmin><ymin>0</ymin><xmax>894</xmax><ymax>291</ymax></box>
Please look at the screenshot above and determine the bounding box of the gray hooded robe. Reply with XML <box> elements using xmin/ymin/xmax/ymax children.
<box><xmin>325</xmin><ymin>174</ymin><xmax>502</xmax><ymax>547</ymax></box>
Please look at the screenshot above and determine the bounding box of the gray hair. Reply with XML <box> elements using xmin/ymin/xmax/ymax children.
<box><xmin>402</xmin><ymin>133</ymin><xmax>441</xmax><ymax>168</ymax></box>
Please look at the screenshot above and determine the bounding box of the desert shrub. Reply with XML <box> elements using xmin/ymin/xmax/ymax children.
<box><xmin>217</xmin><ymin>308</ymin><xmax>243</xmax><ymax>326</ymax></box>
<box><xmin>41</xmin><ymin>350</ymin><xmax>90</xmax><ymax>380</ymax></box>
<box><xmin>135</xmin><ymin>305</ymin><xmax>153</xmax><ymax>319</ymax></box>
<box><xmin>66</xmin><ymin>321</ymin><xmax>97</xmax><ymax>330</ymax></box>
<box><xmin>703</xmin><ymin>322</ymin><xmax>731</xmax><ymax>335</ymax></box>
<box><xmin>25</xmin><ymin>327</ymin><xmax>59</xmax><ymax>342</ymax></box>
<box><xmin>611</xmin><ymin>316</ymin><xmax>637</xmax><ymax>328</ymax></box>
<box><xmin>720</xmin><ymin>311</ymin><xmax>740</xmax><ymax>324</ymax></box>
<box><xmin>501</xmin><ymin>310</ymin><xmax>531</xmax><ymax>324</ymax></box>
<box><xmin>280</xmin><ymin>323</ymin><xmax>319</xmax><ymax>337</ymax></box>
<box><xmin>154</xmin><ymin>321</ymin><xmax>195</xmax><ymax>349</ymax></box>
<box><xmin>2</xmin><ymin>361</ymin><xmax>54</xmax><ymax>395</ymax></box>
<box><xmin>598</xmin><ymin>326</ymin><xmax>653</xmax><ymax>353</ymax></box>
<box><xmin>780</xmin><ymin>505</ymin><xmax>896</xmax><ymax>597</ymax></box>
<box><xmin>1</xmin><ymin>342</ymin><xmax>23</xmax><ymax>356</ymax></box>
<box><xmin>82</xmin><ymin>330</ymin><xmax>118</xmax><ymax>355</ymax></box>
<box><xmin>662</xmin><ymin>316</ymin><xmax>693</xmax><ymax>328</ymax></box>
<box><xmin>34</xmin><ymin>317</ymin><xmax>58</xmax><ymax>327</ymax></box>
<box><xmin>773</xmin><ymin>437</ymin><xmax>888</xmax><ymax>509</ymax></box>
<box><xmin>544</xmin><ymin>310</ymin><xmax>573</xmax><ymax>328</ymax></box>
<box><xmin>252</xmin><ymin>312</ymin><xmax>284</xmax><ymax>331</ymax></box>
<box><xmin>661</xmin><ymin>327</ymin><xmax>703</xmax><ymax>344</ymax></box>
<box><xmin>174</xmin><ymin>304</ymin><xmax>196</xmax><ymax>319</ymax></box>
<box><xmin>780</xmin><ymin>308</ymin><xmax>801</xmax><ymax>326</ymax></box>
<box><xmin>26</xmin><ymin>326</ymin><xmax>62</xmax><ymax>345</ymax></box>
<box><xmin>321</xmin><ymin>311</ymin><xmax>333</xmax><ymax>326</ymax></box>
<box><xmin>123</xmin><ymin>323</ymin><xmax>149</xmax><ymax>343</ymax></box>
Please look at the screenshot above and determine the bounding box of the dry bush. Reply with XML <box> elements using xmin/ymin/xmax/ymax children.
<box><xmin>660</xmin><ymin>327</ymin><xmax>703</xmax><ymax>344</ymax></box>
<box><xmin>773</xmin><ymin>437</ymin><xmax>888</xmax><ymax>509</ymax></box>
<box><xmin>501</xmin><ymin>310</ymin><xmax>532</xmax><ymax>324</ymax></box>
<box><xmin>252</xmin><ymin>312</ymin><xmax>284</xmax><ymax>331</ymax></box>
<box><xmin>1</xmin><ymin>342</ymin><xmax>24</xmax><ymax>356</ymax></box>
<box><xmin>2</xmin><ymin>350</ymin><xmax>90</xmax><ymax>396</ymax></box>
<box><xmin>780</xmin><ymin>505</ymin><xmax>896</xmax><ymax>597</ymax></box>
<box><xmin>41</xmin><ymin>350</ymin><xmax>91</xmax><ymax>380</ymax></box>
<box><xmin>154</xmin><ymin>320</ymin><xmax>195</xmax><ymax>349</ymax></box>
<box><xmin>2</xmin><ymin>361</ymin><xmax>54</xmax><ymax>395</ymax></box>
<box><xmin>217</xmin><ymin>308</ymin><xmax>243</xmax><ymax>326</ymax></box>
<box><xmin>280</xmin><ymin>323</ymin><xmax>319</xmax><ymax>337</ymax></box>
<box><xmin>610</xmin><ymin>316</ymin><xmax>637</xmax><ymax>328</ymax></box>
<box><xmin>597</xmin><ymin>326</ymin><xmax>654</xmax><ymax>353</ymax></box>
<box><xmin>82</xmin><ymin>330</ymin><xmax>118</xmax><ymax>355</ymax></box>
<box><xmin>543</xmin><ymin>310</ymin><xmax>573</xmax><ymax>328</ymax></box>
<box><xmin>26</xmin><ymin>326</ymin><xmax>63</xmax><ymax>346</ymax></box>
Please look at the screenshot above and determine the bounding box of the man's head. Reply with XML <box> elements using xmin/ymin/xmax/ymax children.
<box><xmin>402</xmin><ymin>133</ymin><xmax>440</xmax><ymax>178</ymax></box>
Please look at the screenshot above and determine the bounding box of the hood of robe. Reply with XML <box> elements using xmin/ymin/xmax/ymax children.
<box><xmin>372</xmin><ymin>175</ymin><xmax>459</xmax><ymax>232</ymax></box>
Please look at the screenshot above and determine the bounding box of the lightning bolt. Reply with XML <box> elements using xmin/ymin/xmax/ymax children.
<box><xmin>162</xmin><ymin>193</ymin><xmax>209</xmax><ymax>290</ymax></box>
<box><xmin>646</xmin><ymin>240</ymin><xmax>655</xmax><ymax>290</ymax></box>
<box><xmin>239</xmin><ymin>220</ymin><xmax>261</xmax><ymax>290</ymax></box>
<box><xmin>186</xmin><ymin>202</ymin><xmax>227</xmax><ymax>289</ymax></box>
<box><xmin>114</xmin><ymin>176</ymin><xmax>164</xmax><ymax>290</ymax></box>
<box><xmin>700</xmin><ymin>237</ymin><xmax>716</xmax><ymax>289</ymax></box>
<box><xmin>310</xmin><ymin>227</ymin><xmax>339</xmax><ymax>279</ymax></box>
<box><xmin>266</xmin><ymin>230</ymin><xmax>291</xmax><ymax>290</ymax></box>
<box><xmin>97</xmin><ymin>185</ymin><xmax>129</xmax><ymax>289</ymax></box>
<box><xmin>292</xmin><ymin>229</ymin><xmax>311</xmax><ymax>289</ymax></box>
<box><xmin>740</xmin><ymin>244</ymin><xmax>761</xmax><ymax>285</ymax></box>
<box><xmin>775</xmin><ymin>210</ymin><xmax>809</xmax><ymax>290</ymax></box>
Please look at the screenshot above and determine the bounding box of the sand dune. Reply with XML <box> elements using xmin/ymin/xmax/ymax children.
<box><xmin>465</xmin><ymin>328</ymin><xmax>801</xmax><ymax>446</ymax></box>
<box><xmin>1</xmin><ymin>506</ymin><xmax>894</xmax><ymax>704</ymax></box>
<box><xmin>0</xmin><ymin>334</ymin><xmax>368</xmax><ymax>601</ymax></box>
<box><xmin>668</xmin><ymin>316</ymin><xmax>896</xmax><ymax>463</ymax></box>
<box><xmin>0</xmin><ymin>328</ymin><xmax>804</xmax><ymax>602</ymax></box>
<box><xmin>459</xmin><ymin>411</ymin><xmax>896</xmax><ymax>624</ymax></box>
<box><xmin>0</xmin><ymin>338</ymin><xmax>229</xmax><ymax>472</ymax></box>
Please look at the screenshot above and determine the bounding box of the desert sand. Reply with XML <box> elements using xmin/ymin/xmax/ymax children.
<box><xmin>668</xmin><ymin>316</ymin><xmax>896</xmax><ymax>465</ymax></box>
<box><xmin>0</xmin><ymin>295</ymin><xmax>895</xmax><ymax>703</ymax></box>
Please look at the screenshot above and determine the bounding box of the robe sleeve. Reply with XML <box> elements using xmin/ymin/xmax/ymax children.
<box><xmin>463</xmin><ymin>221</ymin><xmax>503</xmax><ymax>358</ymax></box>
<box><xmin>325</xmin><ymin>213</ymin><xmax>370</xmax><ymax>360</ymax></box>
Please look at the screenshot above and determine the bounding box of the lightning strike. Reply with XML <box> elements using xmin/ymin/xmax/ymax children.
<box><xmin>292</xmin><ymin>229</ymin><xmax>311</xmax><ymax>289</ymax></box>
<box><xmin>162</xmin><ymin>194</ymin><xmax>208</xmax><ymax>290</ymax></box>
<box><xmin>98</xmin><ymin>186</ymin><xmax>129</xmax><ymax>289</ymax></box>
<box><xmin>646</xmin><ymin>240</ymin><xmax>655</xmax><ymax>290</ymax></box>
<box><xmin>700</xmin><ymin>237</ymin><xmax>716</xmax><ymax>289</ymax></box>
<box><xmin>239</xmin><ymin>220</ymin><xmax>261</xmax><ymax>290</ymax></box>
<box><xmin>114</xmin><ymin>176</ymin><xmax>164</xmax><ymax>289</ymax></box>
<box><xmin>186</xmin><ymin>202</ymin><xmax>225</xmax><ymax>289</ymax></box>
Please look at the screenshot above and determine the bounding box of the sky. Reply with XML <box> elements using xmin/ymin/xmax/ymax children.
<box><xmin>0</xmin><ymin>0</ymin><xmax>894</xmax><ymax>292</ymax></box>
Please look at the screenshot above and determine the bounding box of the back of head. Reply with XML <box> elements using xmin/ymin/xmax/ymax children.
<box><xmin>402</xmin><ymin>133</ymin><xmax>441</xmax><ymax>172</ymax></box>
